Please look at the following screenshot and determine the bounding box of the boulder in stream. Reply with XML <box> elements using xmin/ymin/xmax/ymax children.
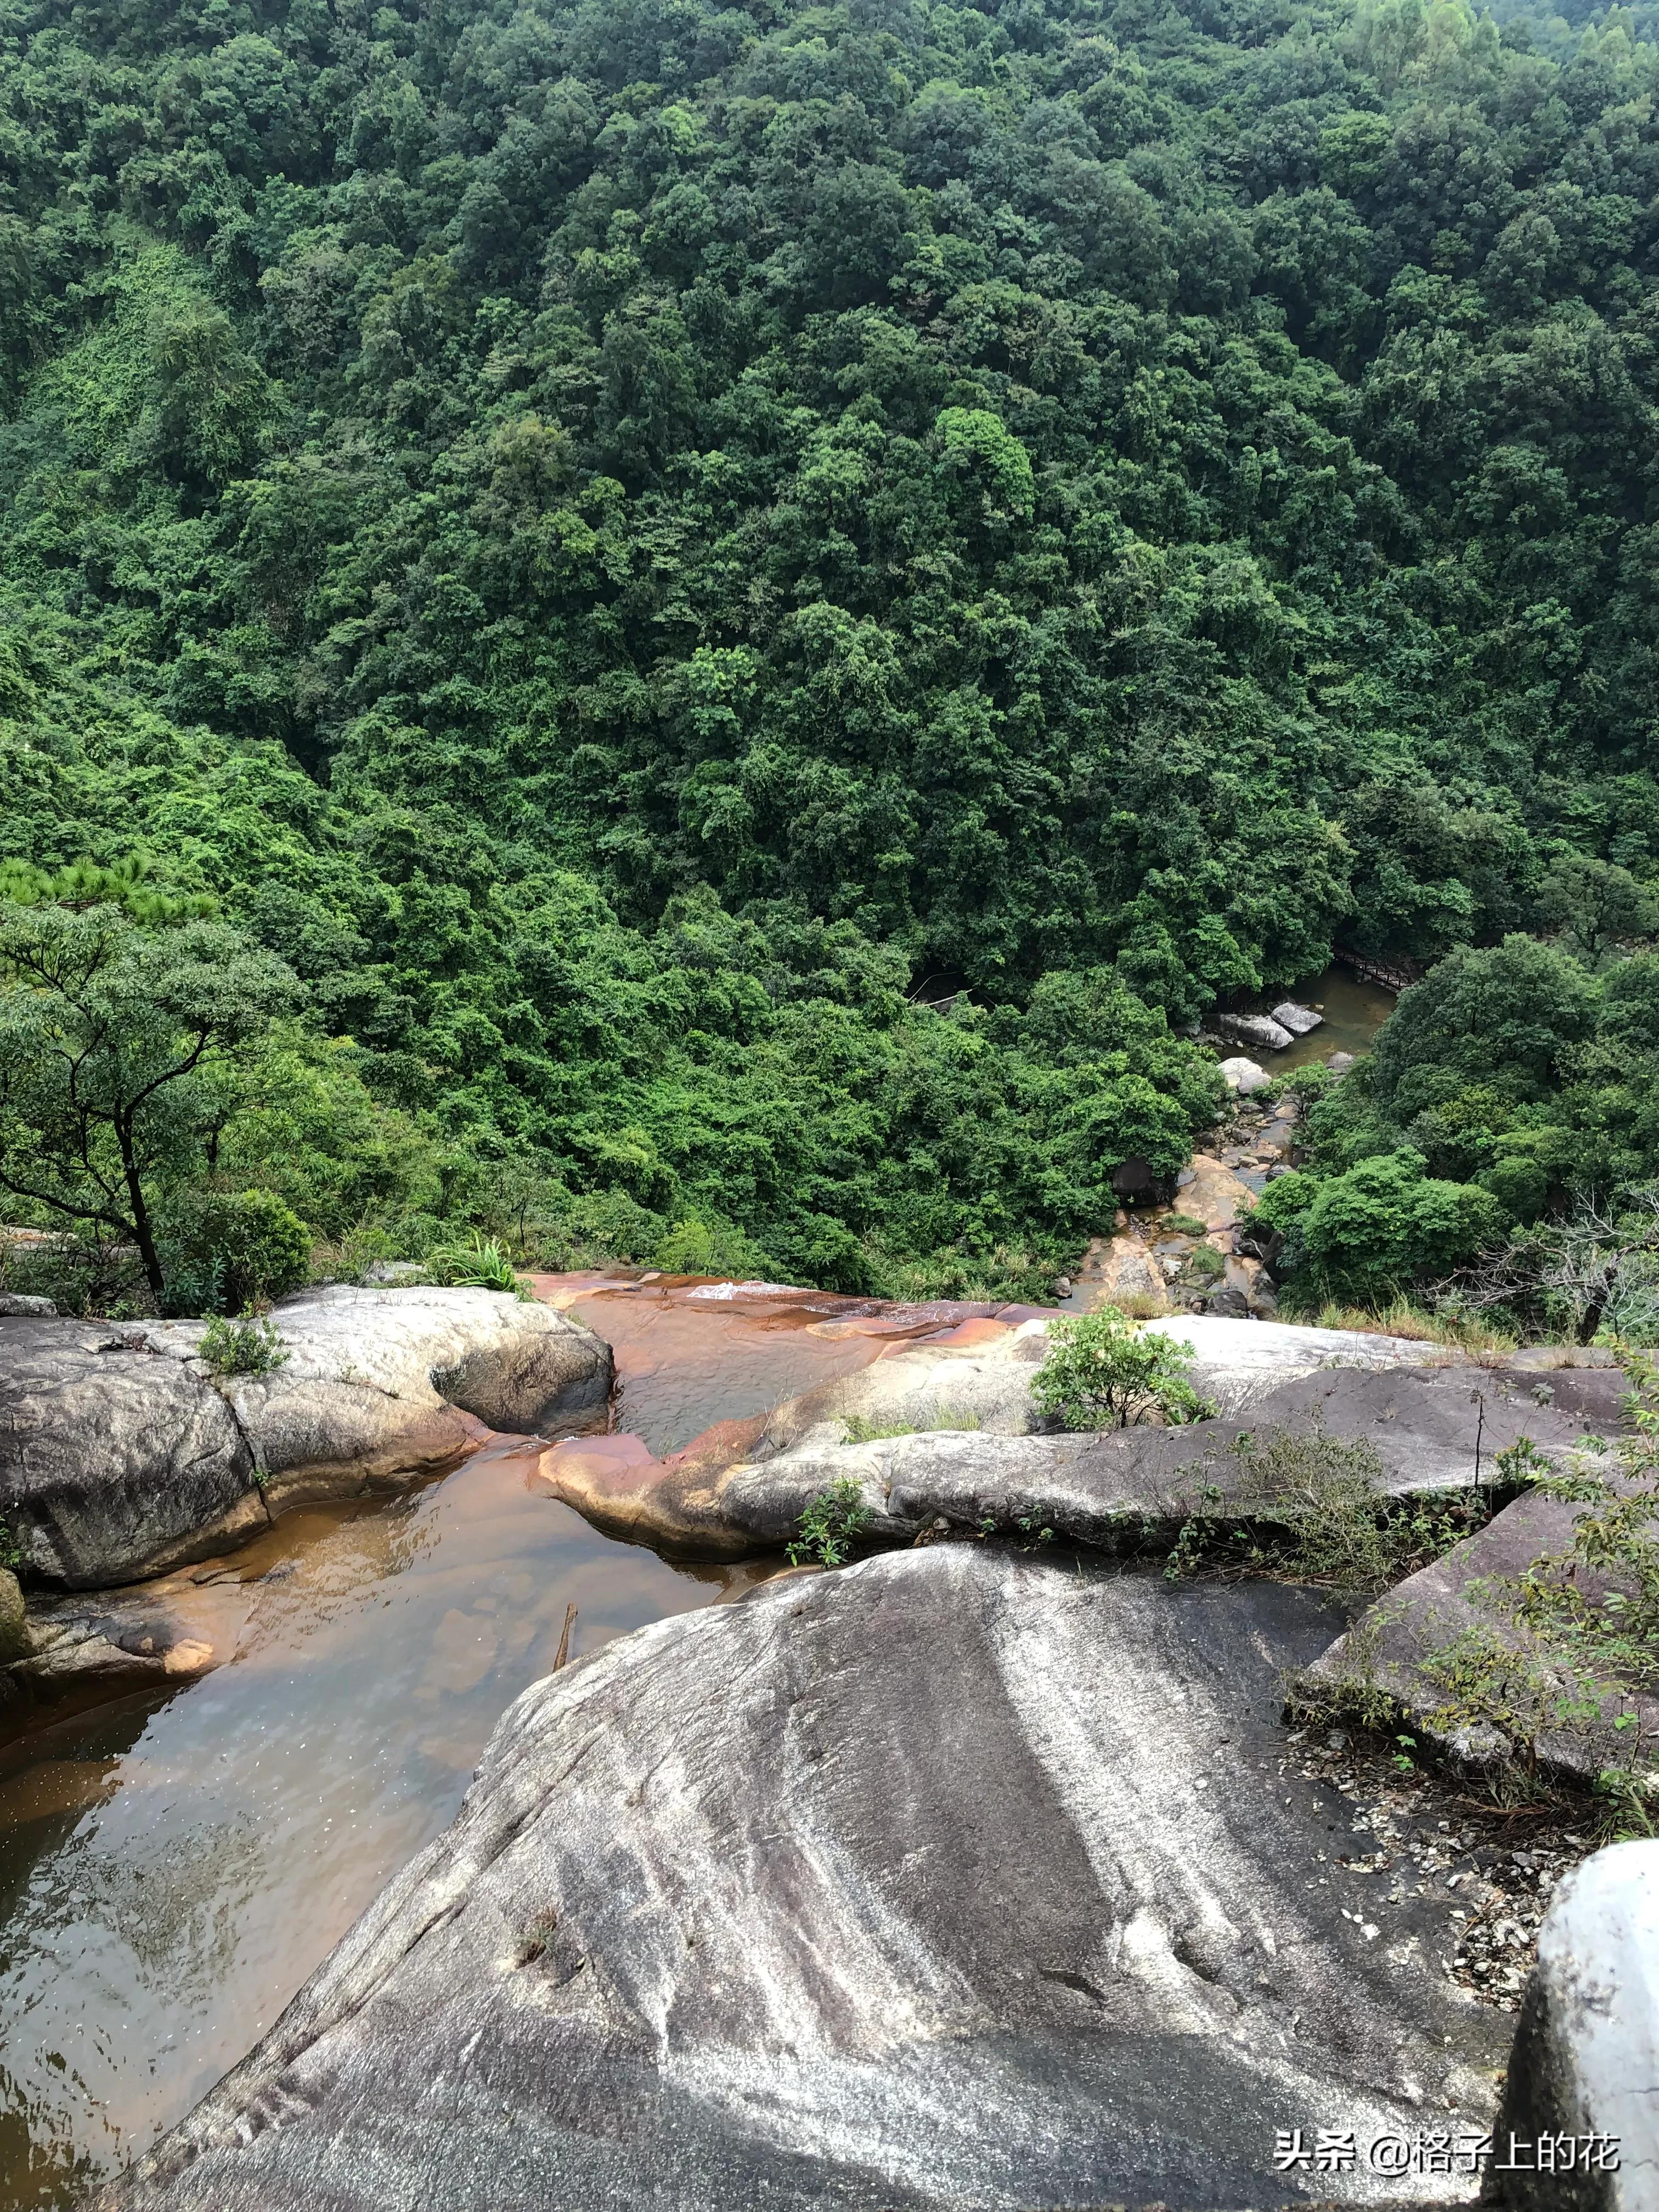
<box><xmin>1218</xmin><ymin>1054</ymin><xmax>1269</xmax><ymax>1094</ymax></box>
<box><xmin>96</xmin><ymin>1544</ymin><xmax>1509</xmax><ymax>2212</ymax></box>
<box><xmin>1220</xmin><ymin>1011</ymin><xmax>1294</xmax><ymax>1052</ymax></box>
<box><xmin>0</xmin><ymin>1287</ymin><xmax>612</xmax><ymax>1589</ymax></box>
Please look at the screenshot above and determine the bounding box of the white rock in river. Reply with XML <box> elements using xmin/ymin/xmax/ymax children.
<box><xmin>1268</xmin><ymin>1000</ymin><xmax>1323</xmax><ymax>1035</ymax></box>
<box><xmin>1218</xmin><ymin>1012</ymin><xmax>1294</xmax><ymax>1052</ymax></box>
<box><xmin>1217</xmin><ymin>1054</ymin><xmax>1269</xmax><ymax>1094</ymax></box>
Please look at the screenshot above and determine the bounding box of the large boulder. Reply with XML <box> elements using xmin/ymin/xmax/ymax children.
<box><xmin>1070</xmin><ymin>1226</ymin><xmax>1172</xmax><ymax>1314</ymax></box>
<box><xmin>0</xmin><ymin>1289</ymin><xmax>612</xmax><ymax>1588</ymax></box>
<box><xmin>0</xmin><ymin>1567</ymin><xmax>26</xmax><ymax>1661</ymax></box>
<box><xmin>1220</xmin><ymin>1011</ymin><xmax>1294</xmax><ymax>1052</ymax></box>
<box><xmin>0</xmin><ymin>1318</ymin><xmax>259</xmax><ymax>1589</ymax></box>
<box><xmin>1178</xmin><ymin>1153</ymin><xmax>1259</xmax><ymax>1232</ymax></box>
<box><xmin>96</xmin><ymin>1545</ymin><xmax>1507</xmax><ymax>2212</ymax></box>
<box><xmin>1140</xmin><ymin>1311</ymin><xmax>1447</xmax><ymax>1414</ymax></box>
<box><xmin>545</xmin><ymin>1359</ymin><xmax>1628</xmax><ymax>1561</ymax></box>
<box><xmin>1490</xmin><ymin>1841</ymin><xmax>1659</xmax><ymax>2209</ymax></box>
<box><xmin>1218</xmin><ymin>1054</ymin><xmax>1269</xmax><ymax>1094</ymax></box>
<box><xmin>541</xmin><ymin>1307</ymin><xmax>1618</xmax><ymax>1557</ymax></box>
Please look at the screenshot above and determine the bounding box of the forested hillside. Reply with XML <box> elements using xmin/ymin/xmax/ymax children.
<box><xmin>5</xmin><ymin>0</ymin><xmax>1659</xmax><ymax>1307</ymax></box>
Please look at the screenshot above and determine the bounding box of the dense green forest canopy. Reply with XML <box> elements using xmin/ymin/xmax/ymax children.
<box><xmin>5</xmin><ymin>0</ymin><xmax>1659</xmax><ymax>1305</ymax></box>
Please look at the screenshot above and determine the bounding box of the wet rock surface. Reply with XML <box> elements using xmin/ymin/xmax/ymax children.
<box><xmin>0</xmin><ymin>1288</ymin><xmax>613</xmax><ymax>1591</ymax></box>
<box><xmin>97</xmin><ymin>1545</ymin><xmax>1510</xmax><ymax>2212</ymax></box>
<box><xmin>0</xmin><ymin>1317</ymin><xmax>256</xmax><ymax>1589</ymax></box>
<box><xmin>541</xmin><ymin>1306</ymin><xmax>1624</xmax><ymax>1560</ymax></box>
<box><xmin>551</xmin><ymin>1363</ymin><xmax>1626</xmax><ymax>1564</ymax></box>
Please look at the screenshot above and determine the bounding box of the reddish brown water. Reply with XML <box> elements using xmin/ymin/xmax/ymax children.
<box><xmin>0</xmin><ymin>1277</ymin><xmax>1020</xmax><ymax>2209</ymax></box>
<box><xmin>544</xmin><ymin>1271</ymin><xmax>1020</xmax><ymax>1453</ymax></box>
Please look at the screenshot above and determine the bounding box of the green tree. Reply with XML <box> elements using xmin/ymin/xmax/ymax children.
<box><xmin>0</xmin><ymin>905</ymin><xmax>297</xmax><ymax>1307</ymax></box>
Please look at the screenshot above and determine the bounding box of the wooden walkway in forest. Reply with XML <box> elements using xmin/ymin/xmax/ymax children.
<box><xmin>1334</xmin><ymin>948</ymin><xmax>1425</xmax><ymax>994</ymax></box>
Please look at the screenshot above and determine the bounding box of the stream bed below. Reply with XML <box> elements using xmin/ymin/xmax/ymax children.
<box><xmin>0</xmin><ymin>1277</ymin><xmax>1003</xmax><ymax>2209</ymax></box>
<box><xmin>0</xmin><ymin>969</ymin><xmax>1401</xmax><ymax>2209</ymax></box>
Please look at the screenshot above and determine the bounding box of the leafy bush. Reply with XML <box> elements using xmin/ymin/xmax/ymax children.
<box><xmin>1032</xmin><ymin>1309</ymin><xmax>1209</xmax><ymax>1431</ymax></box>
<box><xmin>1166</xmin><ymin>1426</ymin><xmax>1487</xmax><ymax>1593</ymax></box>
<box><xmin>786</xmin><ymin>1479</ymin><xmax>871</xmax><ymax>1567</ymax></box>
<box><xmin>1257</xmin><ymin>1152</ymin><xmax>1507</xmax><ymax>1307</ymax></box>
<box><xmin>653</xmin><ymin>1214</ymin><xmax>779</xmax><ymax>1281</ymax></box>
<box><xmin>163</xmin><ymin>1187</ymin><xmax>311</xmax><ymax>1316</ymax></box>
<box><xmin>198</xmin><ymin>1311</ymin><xmax>289</xmax><ymax>1376</ymax></box>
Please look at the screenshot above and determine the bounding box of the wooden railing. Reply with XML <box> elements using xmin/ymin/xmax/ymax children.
<box><xmin>1333</xmin><ymin>948</ymin><xmax>1425</xmax><ymax>994</ymax></box>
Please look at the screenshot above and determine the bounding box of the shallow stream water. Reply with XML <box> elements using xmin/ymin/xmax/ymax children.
<box><xmin>0</xmin><ymin>1000</ymin><xmax>1406</xmax><ymax>2207</ymax></box>
<box><xmin>1261</xmin><ymin>963</ymin><xmax>1396</xmax><ymax>1073</ymax></box>
<box><xmin>0</xmin><ymin>1277</ymin><xmax>989</xmax><ymax>2208</ymax></box>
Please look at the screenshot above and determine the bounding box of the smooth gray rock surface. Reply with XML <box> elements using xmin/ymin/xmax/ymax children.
<box><xmin>545</xmin><ymin>1318</ymin><xmax>1624</xmax><ymax>1560</ymax></box>
<box><xmin>97</xmin><ymin>1546</ymin><xmax>1505</xmax><ymax>2212</ymax></box>
<box><xmin>682</xmin><ymin>1365</ymin><xmax>1630</xmax><ymax>1560</ymax></box>
<box><xmin>0</xmin><ymin>1318</ymin><xmax>257</xmax><ymax>1589</ymax></box>
<box><xmin>1489</xmin><ymin>1841</ymin><xmax>1659</xmax><ymax>2209</ymax></box>
<box><xmin>0</xmin><ymin>1289</ymin><xmax>612</xmax><ymax>1589</ymax></box>
<box><xmin>1218</xmin><ymin>1054</ymin><xmax>1269</xmax><ymax>1094</ymax></box>
<box><xmin>1270</xmin><ymin>1001</ymin><xmax>1324</xmax><ymax>1036</ymax></box>
<box><xmin>1221</xmin><ymin>1011</ymin><xmax>1295</xmax><ymax>1052</ymax></box>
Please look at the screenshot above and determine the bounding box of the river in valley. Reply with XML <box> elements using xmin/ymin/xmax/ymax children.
<box><xmin>0</xmin><ymin>970</ymin><xmax>1402</xmax><ymax>2209</ymax></box>
<box><xmin>1272</xmin><ymin>964</ymin><xmax>1397</xmax><ymax>1073</ymax></box>
<box><xmin>0</xmin><ymin>1277</ymin><xmax>1014</xmax><ymax>2209</ymax></box>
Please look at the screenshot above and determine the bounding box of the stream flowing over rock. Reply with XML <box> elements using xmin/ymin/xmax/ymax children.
<box><xmin>541</xmin><ymin>1313</ymin><xmax>1616</xmax><ymax>1561</ymax></box>
<box><xmin>95</xmin><ymin>1545</ymin><xmax>1509</xmax><ymax>2212</ymax></box>
<box><xmin>0</xmin><ymin>1286</ymin><xmax>612</xmax><ymax>1590</ymax></box>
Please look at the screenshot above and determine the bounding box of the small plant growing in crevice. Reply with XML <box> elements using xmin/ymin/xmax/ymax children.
<box><xmin>841</xmin><ymin>1407</ymin><xmax>983</xmax><ymax>1443</ymax></box>
<box><xmin>787</xmin><ymin>1478</ymin><xmax>871</xmax><ymax>1567</ymax></box>
<box><xmin>1161</xmin><ymin>1214</ymin><xmax>1209</xmax><ymax>1238</ymax></box>
<box><xmin>1033</xmin><ymin>1308</ymin><xmax>1210</xmax><ymax>1431</ymax></box>
<box><xmin>427</xmin><ymin>1233</ymin><xmax>526</xmax><ymax>1296</ymax></box>
<box><xmin>199</xmin><ymin>1310</ymin><xmax>290</xmax><ymax>1377</ymax></box>
<box><xmin>1164</xmin><ymin>1426</ymin><xmax>1489</xmax><ymax>1591</ymax></box>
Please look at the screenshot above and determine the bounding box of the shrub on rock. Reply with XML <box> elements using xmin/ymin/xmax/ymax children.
<box><xmin>1032</xmin><ymin>1307</ymin><xmax>1210</xmax><ymax>1430</ymax></box>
